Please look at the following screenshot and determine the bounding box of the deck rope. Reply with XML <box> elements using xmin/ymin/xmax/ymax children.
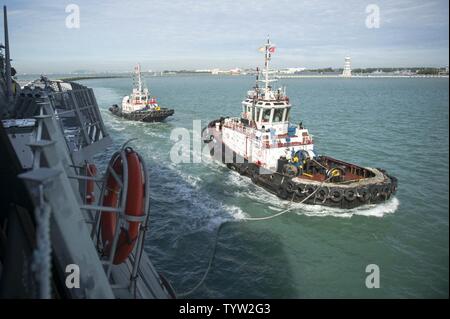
<box><xmin>176</xmin><ymin>175</ymin><xmax>332</xmax><ymax>297</ymax></box>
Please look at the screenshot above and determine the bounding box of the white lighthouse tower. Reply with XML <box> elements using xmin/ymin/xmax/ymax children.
<box><xmin>342</xmin><ymin>56</ymin><xmax>352</xmax><ymax>77</ymax></box>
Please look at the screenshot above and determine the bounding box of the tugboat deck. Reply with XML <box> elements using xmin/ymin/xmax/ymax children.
<box><xmin>293</xmin><ymin>167</ymin><xmax>386</xmax><ymax>188</ymax></box>
<box><xmin>297</xmin><ymin>171</ymin><xmax>364</xmax><ymax>183</ymax></box>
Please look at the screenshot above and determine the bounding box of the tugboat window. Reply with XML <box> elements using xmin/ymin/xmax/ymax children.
<box><xmin>262</xmin><ymin>109</ymin><xmax>271</xmax><ymax>122</ymax></box>
<box><xmin>283</xmin><ymin>107</ymin><xmax>291</xmax><ymax>121</ymax></box>
<box><xmin>273</xmin><ymin>108</ymin><xmax>284</xmax><ymax>122</ymax></box>
<box><xmin>284</xmin><ymin>108</ymin><xmax>290</xmax><ymax>121</ymax></box>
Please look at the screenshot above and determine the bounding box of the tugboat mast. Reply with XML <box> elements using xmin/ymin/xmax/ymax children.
<box><xmin>134</xmin><ymin>63</ymin><xmax>143</xmax><ymax>92</ymax></box>
<box><xmin>263</xmin><ymin>38</ymin><xmax>270</xmax><ymax>96</ymax></box>
<box><xmin>259</xmin><ymin>37</ymin><xmax>276</xmax><ymax>100</ymax></box>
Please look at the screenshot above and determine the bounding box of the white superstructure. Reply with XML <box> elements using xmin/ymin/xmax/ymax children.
<box><xmin>121</xmin><ymin>64</ymin><xmax>160</xmax><ymax>113</ymax></box>
<box><xmin>342</xmin><ymin>57</ymin><xmax>352</xmax><ymax>77</ymax></box>
<box><xmin>221</xmin><ymin>38</ymin><xmax>315</xmax><ymax>172</ymax></box>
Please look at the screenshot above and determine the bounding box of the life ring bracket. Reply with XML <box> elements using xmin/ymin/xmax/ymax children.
<box><xmin>77</xmin><ymin>148</ymin><xmax>152</xmax><ymax>288</ymax></box>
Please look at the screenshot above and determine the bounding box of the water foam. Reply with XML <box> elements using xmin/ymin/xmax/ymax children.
<box><xmin>158</xmin><ymin>166</ymin><xmax>246</xmax><ymax>234</ymax></box>
<box><xmin>179</xmin><ymin>172</ymin><xmax>203</xmax><ymax>188</ymax></box>
<box><xmin>295</xmin><ymin>197</ymin><xmax>400</xmax><ymax>218</ymax></box>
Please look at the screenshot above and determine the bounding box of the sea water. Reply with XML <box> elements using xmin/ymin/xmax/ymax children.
<box><xmin>79</xmin><ymin>75</ymin><xmax>448</xmax><ymax>298</ymax></box>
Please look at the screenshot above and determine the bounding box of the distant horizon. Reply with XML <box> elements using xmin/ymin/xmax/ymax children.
<box><xmin>11</xmin><ymin>59</ymin><xmax>450</xmax><ymax>76</ymax></box>
<box><xmin>4</xmin><ymin>0</ymin><xmax>449</xmax><ymax>74</ymax></box>
<box><xmin>15</xmin><ymin>65</ymin><xmax>449</xmax><ymax>76</ymax></box>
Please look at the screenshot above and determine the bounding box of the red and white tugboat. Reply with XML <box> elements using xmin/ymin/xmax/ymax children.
<box><xmin>110</xmin><ymin>64</ymin><xmax>174</xmax><ymax>122</ymax></box>
<box><xmin>203</xmin><ymin>39</ymin><xmax>397</xmax><ymax>209</ymax></box>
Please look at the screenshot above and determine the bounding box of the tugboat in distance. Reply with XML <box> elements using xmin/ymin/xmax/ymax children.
<box><xmin>203</xmin><ymin>38</ymin><xmax>398</xmax><ymax>209</ymax></box>
<box><xmin>109</xmin><ymin>64</ymin><xmax>174</xmax><ymax>122</ymax></box>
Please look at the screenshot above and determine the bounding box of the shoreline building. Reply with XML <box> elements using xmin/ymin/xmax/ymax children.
<box><xmin>342</xmin><ymin>57</ymin><xmax>352</xmax><ymax>77</ymax></box>
<box><xmin>278</xmin><ymin>67</ymin><xmax>306</xmax><ymax>74</ymax></box>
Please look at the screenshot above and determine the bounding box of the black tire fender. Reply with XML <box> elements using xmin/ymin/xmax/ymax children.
<box><xmin>370</xmin><ymin>185</ymin><xmax>381</xmax><ymax>200</ymax></box>
<box><xmin>285</xmin><ymin>180</ymin><xmax>296</xmax><ymax>193</ymax></box>
<box><xmin>382</xmin><ymin>184</ymin><xmax>391</xmax><ymax>199</ymax></box>
<box><xmin>304</xmin><ymin>185</ymin><xmax>316</xmax><ymax>197</ymax></box>
<box><xmin>344</xmin><ymin>188</ymin><xmax>357</xmax><ymax>201</ymax></box>
<box><xmin>390</xmin><ymin>177</ymin><xmax>398</xmax><ymax>193</ymax></box>
<box><xmin>330</xmin><ymin>188</ymin><xmax>344</xmax><ymax>203</ymax></box>
<box><xmin>357</xmin><ymin>187</ymin><xmax>371</xmax><ymax>202</ymax></box>
<box><xmin>294</xmin><ymin>184</ymin><xmax>306</xmax><ymax>199</ymax></box>
<box><xmin>315</xmin><ymin>187</ymin><xmax>329</xmax><ymax>202</ymax></box>
<box><xmin>277</xmin><ymin>185</ymin><xmax>289</xmax><ymax>199</ymax></box>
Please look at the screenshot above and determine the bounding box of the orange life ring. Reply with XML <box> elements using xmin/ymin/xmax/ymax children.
<box><xmin>85</xmin><ymin>163</ymin><xmax>97</xmax><ymax>204</ymax></box>
<box><xmin>100</xmin><ymin>149</ymin><xmax>145</xmax><ymax>265</ymax></box>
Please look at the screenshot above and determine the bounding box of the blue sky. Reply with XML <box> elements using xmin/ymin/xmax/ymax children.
<box><xmin>3</xmin><ymin>0</ymin><xmax>449</xmax><ymax>73</ymax></box>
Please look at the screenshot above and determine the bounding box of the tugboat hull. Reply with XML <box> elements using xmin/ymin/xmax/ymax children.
<box><xmin>226</xmin><ymin>162</ymin><xmax>397</xmax><ymax>209</ymax></box>
<box><xmin>204</xmin><ymin>118</ymin><xmax>398</xmax><ymax>209</ymax></box>
<box><xmin>109</xmin><ymin>105</ymin><xmax>174</xmax><ymax>122</ymax></box>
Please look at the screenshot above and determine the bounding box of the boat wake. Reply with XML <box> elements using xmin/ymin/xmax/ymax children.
<box><xmin>294</xmin><ymin>197</ymin><xmax>400</xmax><ymax>218</ymax></box>
<box><xmin>150</xmin><ymin>163</ymin><xmax>246</xmax><ymax>236</ymax></box>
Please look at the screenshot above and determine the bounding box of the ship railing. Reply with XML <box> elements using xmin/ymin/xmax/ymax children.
<box><xmin>222</xmin><ymin>121</ymin><xmax>314</xmax><ymax>151</ymax></box>
<box><xmin>18</xmin><ymin>101</ymin><xmax>58</xmax><ymax>299</ymax></box>
<box><xmin>223</xmin><ymin>121</ymin><xmax>257</xmax><ymax>139</ymax></box>
<box><xmin>17</xmin><ymin>79</ymin><xmax>111</xmax><ymax>166</ymax></box>
<box><xmin>46</xmin><ymin>85</ymin><xmax>111</xmax><ymax>166</ymax></box>
<box><xmin>19</xmin><ymin>88</ymin><xmax>158</xmax><ymax>298</ymax></box>
<box><xmin>73</xmin><ymin>146</ymin><xmax>159</xmax><ymax>296</ymax></box>
<box><xmin>19</xmin><ymin>100</ymin><xmax>115</xmax><ymax>298</ymax></box>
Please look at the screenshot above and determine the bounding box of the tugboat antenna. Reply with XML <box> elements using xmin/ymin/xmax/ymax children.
<box><xmin>136</xmin><ymin>63</ymin><xmax>142</xmax><ymax>92</ymax></box>
<box><xmin>257</xmin><ymin>36</ymin><xmax>276</xmax><ymax>100</ymax></box>
<box><xmin>264</xmin><ymin>37</ymin><xmax>270</xmax><ymax>96</ymax></box>
<box><xmin>3</xmin><ymin>5</ymin><xmax>13</xmax><ymax>102</ymax></box>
